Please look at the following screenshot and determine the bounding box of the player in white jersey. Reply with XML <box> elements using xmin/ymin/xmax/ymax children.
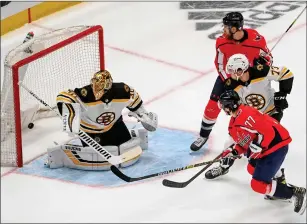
<box><xmin>45</xmin><ymin>70</ymin><xmax>158</xmax><ymax>170</ymax></box>
<box><xmin>204</xmin><ymin>54</ymin><xmax>294</xmax><ymax>200</ymax></box>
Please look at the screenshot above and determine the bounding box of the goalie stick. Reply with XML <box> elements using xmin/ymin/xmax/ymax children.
<box><xmin>110</xmin><ymin>155</ymin><xmax>227</xmax><ymax>182</ymax></box>
<box><xmin>19</xmin><ymin>82</ymin><xmax>141</xmax><ymax>165</ymax></box>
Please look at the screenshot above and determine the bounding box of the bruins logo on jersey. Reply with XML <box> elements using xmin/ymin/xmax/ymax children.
<box><xmin>81</xmin><ymin>88</ymin><xmax>87</xmax><ymax>97</ymax></box>
<box><xmin>245</xmin><ymin>94</ymin><xmax>266</xmax><ymax>110</ymax></box>
<box><xmin>225</xmin><ymin>79</ymin><xmax>232</xmax><ymax>86</ymax></box>
<box><xmin>257</xmin><ymin>64</ymin><xmax>264</xmax><ymax>71</ymax></box>
<box><xmin>96</xmin><ymin>112</ymin><xmax>115</xmax><ymax>125</ymax></box>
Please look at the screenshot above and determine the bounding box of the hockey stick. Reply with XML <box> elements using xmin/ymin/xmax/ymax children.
<box><xmin>270</xmin><ymin>5</ymin><xmax>306</xmax><ymax>52</ymax></box>
<box><xmin>110</xmin><ymin>156</ymin><xmax>226</xmax><ymax>182</ymax></box>
<box><xmin>162</xmin><ymin>153</ymin><xmax>223</xmax><ymax>188</ymax></box>
<box><xmin>161</xmin><ymin>7</ymin><xmax>307</xmax><ymax>189</ymax></box>
<box><xmin>19</xmin><ymin>82</ymin><xmax>141</xmax><ymax>165</ymax></box>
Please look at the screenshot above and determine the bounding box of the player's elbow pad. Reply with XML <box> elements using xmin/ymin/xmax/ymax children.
<box><xmin>279</xmin><ymin>77</ymin><xmax>294</xmax><ymax>94</ymax></box>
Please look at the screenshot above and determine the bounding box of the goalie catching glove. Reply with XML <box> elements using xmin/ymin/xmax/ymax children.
<box><xmin>128</xmin><ymin>105</ymin><xmax>158</xmax><ymax>132</ymax></box>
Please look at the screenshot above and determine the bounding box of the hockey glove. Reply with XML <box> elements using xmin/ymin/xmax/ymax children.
<box><xmin>253</xmin><ymin>56</ymin><xmax>268</xmax><ymax>66</ymax></box>
<box><xmin>248</xmin><ymin>140</ymin><xmax>263</xmax><ymax>159</ymax></box>
<box><xmin>128</xmin><ymin>106</ymin><xmax>158</xmax><ymax>132</ymax></box>
<box><xmin>274</xmin><ymin>91</ymin><xmax>288</xmax><ymax>111</ymax></box>
<box><xmin>220</xmin><ymin>145</ymin><xmax>239</xmax><ymax>169</ymax></box>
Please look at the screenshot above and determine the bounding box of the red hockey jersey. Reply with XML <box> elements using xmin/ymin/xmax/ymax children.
<box><xmin>214</xmin><ymin>28</ymin><xmax>272</xmax><ymax>81</ymax></box>
<box><xmin>228</xmin><ymin>104</ymin><xmax>292</xmax><ymax>158</ymax></box>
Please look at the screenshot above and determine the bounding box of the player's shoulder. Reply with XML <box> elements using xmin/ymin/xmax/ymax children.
<box><xmin>224</xmin><ymin>78</ymin><xmax>241</xmax><ymax>90</ymax></box>
<box><xmin>216</xmin><ymin>35</ymin><xmax>232</xmax><ymax>48</ymax></box>
<box><xmin>245</xmin><ymin>28</ymin><xmax>265</xmax><ymax>42</ymax></box>
<box><xmin>245</xmin><ymin>28</ymin><xmax>260</xmax><ymax>36</ymax></box>
<box><xmin>109</xmin><ymin>82</ymin><xmax>132</xmax><ymax>99</ymax></box>
<box><xmin>73</xmin><ymin>84</ymin><xmax>96</xmax><ymax>103</ymax></box>
<box><xmin>249</xmin><ymin>64</ymin><xmax>271</xmax><ymax>79</ymax></box>
<box><xmin>57</xmin><ymin>89</ymin><xmax>78</xmax><ymax>103</ymax></box>
<box><xmin>234</xmin><ymin>105</ymin><xmax>258</xmax><ymax>124</ymax></box>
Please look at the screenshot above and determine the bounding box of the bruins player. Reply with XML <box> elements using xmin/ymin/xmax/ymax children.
<box><xmin>205</xmin><ymin>53</ymin><xmax>294</xmax><ymax>200</ymax></box>
<box><xmin>45</xmin><ymin>70</ymin><xmax>158</xmax><ymax>171</ymax></box>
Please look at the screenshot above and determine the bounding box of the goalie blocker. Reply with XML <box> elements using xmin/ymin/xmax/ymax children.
<box><xmin>45</xmin><ymin>70</ymin><xmax>158</xmax><ymax>170</ymax></box>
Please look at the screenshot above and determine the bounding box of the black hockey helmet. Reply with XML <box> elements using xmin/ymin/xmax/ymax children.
<box><xmin>223</xmin><ymin>12</ymin><xmax>244</xmax><ymax>29</ymax></box>
<box><xmin>219</xmin><ymin>90</ymin><xmax>241</xmax><ymax>114</ymax></box>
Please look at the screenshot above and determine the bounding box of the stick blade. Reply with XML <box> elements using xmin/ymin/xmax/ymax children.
<box><xmin>110</xmin><ymin>165</ymin><xmax>131</xmax><ymax>182</ymax></box>
<box><xmin>162</xmin><ymin>179</ymin><xmax>187</xmax><ymax>188</ymax></box>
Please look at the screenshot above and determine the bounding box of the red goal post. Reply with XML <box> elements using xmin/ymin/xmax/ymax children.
<box><xmin>1</xmin><ymin>25</ymin><xmax>105</xmax><ymax>167</ymax></box>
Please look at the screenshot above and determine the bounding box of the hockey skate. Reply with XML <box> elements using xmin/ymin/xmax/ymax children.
<box><xmin>264</xmin><ymin>168</ymin><xmax>292</xmax><ymax>202</ymax></box>
<box><xmin>204</xmin><ymin>165</ymin><xmax>229</xmax><ymax>179</ymax></box>
<box><xmin>190</xmin><ymin>136</ymin><xmax>208</xmax><ymax>151</ymax></box>
<box><xmin>292</xmin><ymin>185</ymin><xmax>307</xmax><ymax>215</ymax></box>
<box><xmin>23</xmin><ymin>31</ymin><xmax>34</xmax><ymax>54</ymax></box>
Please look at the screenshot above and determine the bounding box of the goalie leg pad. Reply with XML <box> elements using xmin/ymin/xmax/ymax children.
<box><xmin>45</xmin><ymin>145</ymin><xmax>66</xmax><ymax>169</ymax></box>
<box><xmin>130</xmin><ymin>128</ymin><xmax>148</xmax><ymax>150</ymax></box>
<box><xmin>119</xmin><ymin>137</ymin><xmax>142</xmax><ymax>168</ymax></box>
<box><xmin>46</xmin><ymin>143</ymin><xmax>119</xmax><ymax>171</ymax></box>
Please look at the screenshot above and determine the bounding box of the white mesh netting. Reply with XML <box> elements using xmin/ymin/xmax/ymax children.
<box><xmin>1</xmin><ymin>25</ymin><xmax>104</xmax><ymax>167</ymax></box>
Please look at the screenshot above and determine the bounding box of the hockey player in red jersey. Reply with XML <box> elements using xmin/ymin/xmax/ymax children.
<box><xmin>190</xmin><ymin>12</ymin><xmax>273</xmax><ymax>151</ymax></box>
<box><xmin>214</xmin><ymin>90</ymin><xmax>306</xmax><ymax>215</ymax></box>
<box><xmin>204</xmin><ymin>54</ymin><xmax>294</xmax><ymax>194</ymax></box>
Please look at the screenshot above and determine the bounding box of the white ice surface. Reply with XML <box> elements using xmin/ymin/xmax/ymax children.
<box><xmin>1</xmin><ymin>2</ymin><xmax>306</xmax><ymax>223</ymax></box>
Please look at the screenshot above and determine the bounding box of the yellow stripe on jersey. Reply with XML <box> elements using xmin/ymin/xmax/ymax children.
<box><xmin>264</xmin><ymin>104</ymin><xmax>276</xmax><ymax>115</ymax></box>
<box><xmin>280</xmin><ymin>67</ymin><xmax>294</xmax><ymax>80</ymax></box>
<box><xmin>129</xmin><ymin>94</ymin><xmax>141</xmax><ymax>107</ymax></box>
<box><xmin>80</xmin><ymin>120</ymin><xmax>113</xmax><ymax>134</ymax></box>
<box><xmin>281</xmin><ymin>71</ymin><xmax>293</xmax><ymax>80</ymax></box>
<box><xmin>56</xmin><ymin>91</ymin><xmax>77</xmax><ymax>104</ymax></box>
<box><xmin>56</xmin><ymin>96</ymin><xmax>74</xmax><ymax>104</ymax></box>
<box><xmin>250</xmin><ymin>77</ymin><xmax>265</xmax><ymax>84</ymax></box>
<box><xmin>234</xmin><ymin>85</ymin><xmax>243</xmax><ymax>92</ymax></box>
<box><xmin>66</xmin><ymin>104</ymin><xmax>75</xmax><ymax>133</ymax></box>
<box><xmin>128</xmin><ymin>91</ymin><xmax>142</xmax><ymax>109</ymax></box>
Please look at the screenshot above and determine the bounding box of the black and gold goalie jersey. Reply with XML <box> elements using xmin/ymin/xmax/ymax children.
<box><xmin>56</xmin><ymin>82</ymin><xmax>142</xmax><ymax>134</ymax></box>
<box><xmin>224</xmin><ymin>64</ymin><xmax>294</xmax><ymax>114</ymax></box>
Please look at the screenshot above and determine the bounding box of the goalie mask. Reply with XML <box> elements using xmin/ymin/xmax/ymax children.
<box><xmin>91</xmin><ymin>70</ymin><xmax>113</xmax><ymax>100</ymax></box>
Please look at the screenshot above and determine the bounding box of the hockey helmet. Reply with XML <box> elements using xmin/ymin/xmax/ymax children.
<box><xmin>218</xmin><ymin>90</ymin><xmax>241</xmax><ymax>115</ymax></box>
<box><xmin>223</xmin><ymin>12</ymin><xmax>244</xmax><ymax>29</ymax></box>
<box><xmin>226</xmin><ymin>53</ymin><xmax>250</xmax><ymax>78</ymax></box>
<box><xmin>91</xmin><ymin>70</ymin><xmax>113</xmax><ymax>100</ymax></box>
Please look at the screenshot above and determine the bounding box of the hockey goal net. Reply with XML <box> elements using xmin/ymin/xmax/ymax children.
<box><xmin>1</xmin><ymin>25</ymin><xmax>104</xmax><ymax>167</ymax></box>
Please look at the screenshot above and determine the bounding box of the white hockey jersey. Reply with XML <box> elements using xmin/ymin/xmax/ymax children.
<box><xmin>56</xmin><ymin>82</ymin><xmax>142</xmax><ymax>134</ymax></box>
<box><xmin>225</xmin><ymin>64</ymin><xmax>294</xmax><ymax>115</ymax></box>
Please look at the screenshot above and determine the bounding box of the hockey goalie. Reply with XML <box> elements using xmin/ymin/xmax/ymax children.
<box><xmin>45</xmin><ymin>69</ymin><xmax>158</xmax><ymax>170</ymax></box>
